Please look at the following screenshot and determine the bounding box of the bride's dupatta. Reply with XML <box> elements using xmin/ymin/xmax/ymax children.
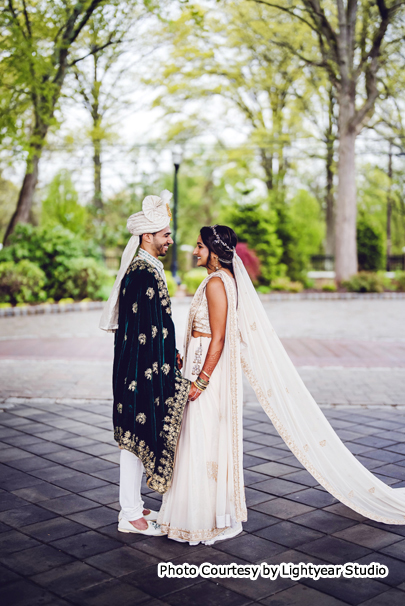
<box><xmin>234</xmin><ymin>254</ymin><xmax>405</xmax><ymax>524</ymax></box>
<box><xmin>183</xmin><ymin>271</ymin><xmax>247</xmax><ymax>525</ymax></box>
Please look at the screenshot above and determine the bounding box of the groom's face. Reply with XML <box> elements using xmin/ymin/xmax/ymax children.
<box><xmin>152</xmin><ymin>225</ymin><xmax>173</xmax><ymax>257</ymax></box>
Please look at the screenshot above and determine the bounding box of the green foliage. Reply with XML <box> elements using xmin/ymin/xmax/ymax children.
<box><xmin>182</xmin><ymin>268</ymin><xmax>206</xmax><ymax>295</ymax></box>
<box><xmin>0</xmin><ymin>224</ymin><xmax>104</xmax><ymax>300</ymax></box>
<box><xmin>0</xmin><ymin>176</ymin><xmax>18</xmax><ymax>241</ymax></box>
<box><xmin>342</xmin><ymin>272</ymin><xmax>385</xmax><ymax>293</ymax></box>
<box><xmin>54</xmin><ymin>257</ymin><xmax>109</xmax><ymax>300</ymax></box>
<box><xmin>224</xmin><ymin>202</ymin><xmax>283</xmax><ymax>284</ymax></box>
<box><xmin>272</xmin><ymin>190</ymin><xmax>324</xmax><ymax>282</ymax></box>
<box><xmin>322</xmin><ymin>282</ymin><xmax>337</xmax><ymax>292</ymax></box>
<box><xmin>270</xmin><ymin>277</ymin><xmax>304</xmax><ymax>293</ymax></box>
<box><xmin>164</xmin><ymin>271</ymin><xmax>178</xmax><ymax>298</ymax></box>
<box><xmin>41</xmin><ymin>170</ymin><xmax>87</xmax><ymax>234</ymax></box>
<box><xmin>394</xmin><ymin>271</ymin><xmax>405</xmax><ymax>292</ymax></box>
<box><xmin>0</xmin><ymin>260</ymin><xmax>46</xmax><ymax>304</ymax></box>
<box><xmin>357</xmin><ymin>213</ymin><xmax>385</xmax><ymax>271</ymax></box>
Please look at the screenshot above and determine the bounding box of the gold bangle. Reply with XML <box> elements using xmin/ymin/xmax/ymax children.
<box><xmin>197</xmin><ymin>376</ymin><xmax>209</xmax><ymax>385</ymax></box>
<box><xmin>193</xmin><ymin>381</ymin><xmax>204</xmax><ymax>392</ymax></box>
<box><xmin>201</xmin><ymin>370</ymin><xmax>211</xmax><ymax>379</ymax></box>
<box><xmin>195</xmin><ymin>379</ymin><xmax>207</xmax><ymax>391</ymax></box>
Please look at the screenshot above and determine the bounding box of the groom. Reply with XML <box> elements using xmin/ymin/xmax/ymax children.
<box><xmin>100</xmin><ymin>191</ymin><xmax>191</xmax><ymax>535</ymax></box>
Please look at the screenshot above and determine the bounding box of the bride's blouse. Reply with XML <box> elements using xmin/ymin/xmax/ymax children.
<box><xmin>192</xmin><ymin>287</ymin><xmax>211</xmax><ymax>334</ymax></box>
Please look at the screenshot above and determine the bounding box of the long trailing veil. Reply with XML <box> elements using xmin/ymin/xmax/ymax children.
<box><xmin>233</xmin><ymin>253</ymin><xmax>405</xmax><ymax>525</ymax></box>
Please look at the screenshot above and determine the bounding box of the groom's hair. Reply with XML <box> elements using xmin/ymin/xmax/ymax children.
<box><xmin>200</xmin><ymin>225</ymin><xmax>237</xmax><ymax>276</ymax></box>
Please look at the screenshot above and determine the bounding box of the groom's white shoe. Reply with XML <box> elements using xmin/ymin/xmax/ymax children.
<box><xmin>118</xmin><ymin>509</ymin><xmax>158</xmax><ymax>523</ymax></box>
<box><xmin>118</xmin><ymin>518</ymin><xmax>165</xmax><ymax>536</ymax></box>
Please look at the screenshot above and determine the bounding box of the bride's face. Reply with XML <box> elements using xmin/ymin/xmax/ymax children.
<box><xmin>193</xmin><ymin>235</ymin><xmax>210</xmax><ymax>268</ymax></box>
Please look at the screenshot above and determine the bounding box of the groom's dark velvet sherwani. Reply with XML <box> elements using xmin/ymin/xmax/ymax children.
<box><xmin>113</xmin><ymin>257</ymin><xmax>190</xmax><ymax>493</ymax></box>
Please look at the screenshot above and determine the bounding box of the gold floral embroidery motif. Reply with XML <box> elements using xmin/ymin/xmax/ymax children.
<box><xmin>123</xmin><ymin>288</ymin><xmax>126</xmax><ymax>295</ymax></box>
<box><xmin>162</xmin><ymin>363</ymin><xmax>170</xmax><ymax>375</ymax></box>
<box><xmin>132</xmin><ymin>303</ymin><xmax>138</xmax><ymax>313</ymax></box>
<box><xmin>319</xmin><ymin>440</ymin><xmax>326</xmax><ymax>447</ymax></box>
<box><xmin>146</xmin><ymin>287</ymin><xmax>155</xmax><ymax>299</ymax></box>
<box><xmin>369</xmin><ymin>487</ymin><xmax>375</xmax><ymax>493</ymax></box>
<box><xmin>152</xmin><ymin>326</ymin><xmax>158</xmax><ymax>338</ymax></box>
<box><xmin>207</xmin><ymin>461</ymin><xmax>218</xmax><ymax>481</ymax></box>
<box><xmin>267</xmin><ymin>389</ymin><xmax>272</xmax><ymax>398</ymax></box>
<box><xmin>155</xmin><ymin>397</ymin><xmax>160</xmax><ymax>406</ymax></box>
<box><xmin>153</xmin><ymin>362</ymin><xmax>159</xmax><ymax>374</ymax></box>
<box><xmin>124</xmin><ymin>334</ymin><xmax>127</xmax><ymax>341</ymax></box>
<box><xmin>139</xmin><ymin>334</ymin><xmax>146</xmax><ymax>345</ymax></box>
<box><xmin>163</xmin><ymin>328</ymin><xmax>168</xmax><ymax>339</ymax></box>
<box><xmin>117</xmin><ymin>403</ymin><xmax>123</xmax><ymax>413</ymax></box>
<box><xmin>136</xmin><ymin>413</ymin><xmax>147</xmax><ymax>425</ymax></box>
<box><xmin>303</xmin><ymin>444</ymin><xmax>309</xmax><ymax>452</ymax></box>
<box><xmin>145</xmin><ymin>368</ymin><xmax>152</xmax><ymax>379</ymax></box>
<box><xmin>128</xmin><ymin>381</ymin><xmax>137</xmax><ymax>391</ymax></box>
<box><xmin>161</xmin><ymin>299</ymin><xmax>168</xmax><ymax>306</ymax></box>
<box><xmin>251</xmin><ymin>322</ymin><xmax>257</xmax><ymax>331</ymax></box>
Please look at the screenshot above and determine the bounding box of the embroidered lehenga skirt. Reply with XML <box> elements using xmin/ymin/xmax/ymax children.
<box><xmin>158</xmin><ymin>335</ymin><xmax>242</xmax><ymax>544</ymax></box>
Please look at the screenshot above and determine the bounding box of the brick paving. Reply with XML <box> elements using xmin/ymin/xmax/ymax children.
<box><xmin>1</xmin><ymin>299</ymin><xmax>405</xmax><ymax>605</ymax></box>
<box><xmin>1</xmin><ymin>398</ymin><xmax>405</xmax><ymax>605</ymax></box>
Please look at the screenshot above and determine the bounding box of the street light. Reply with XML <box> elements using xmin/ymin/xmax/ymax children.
<box><xmin>171</xmin><ymin>145</ymin><xmax>183</xmax><ymax>284</ymax></box>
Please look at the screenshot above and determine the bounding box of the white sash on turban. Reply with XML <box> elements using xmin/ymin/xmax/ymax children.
<box><xmin>99</xmin><ymin>190</ymin><xmax>173</xmax><ymax>332</ymax></box>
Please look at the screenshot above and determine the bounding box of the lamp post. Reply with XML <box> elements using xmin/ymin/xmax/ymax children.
<box><xmin>171</xmin><ymin>146</ymin><xmax>183</xmax><ymax>284</ymax></box>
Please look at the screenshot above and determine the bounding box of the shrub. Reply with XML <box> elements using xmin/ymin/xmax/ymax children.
<box><xmin>0</xmin><ymin>260</ymin><xmax>47</xmax><ymax>304</ymax></box>
<box><xmin>235</xmin><ymin>242</ymin><xmax>261</xmax><ymax>282</ymax></box>
<box><xmin>322</xmin><ymin>282</ymin><xmax>337</xmax><ymax>292</ymax></box>
<box><xmin>394</xmin><ymin>271</ymin><xmax>405</xmax><ymax>292</ymax></box>
<box><xmin>357</xmin><ymin>214</ymin><xmax>385</xmax><ymax>271</ymax></box>
<box><xmin>256</xmin><ymin>285</ymin><xmax>271</xmax><ymax>294</ymax></box>
<box><xmin>182</xmin><ymin>268</ymin><xmax>207</xmax><ymax>295</ymax></box>
<box><xmin>342</xmin><ymin>272</ymin><xmax>385</xmax><ymax>293</ymax></box>
<box><xmin>224</xmin><ymin>202</ymin><xmax>283</xmax><ymax>284</ymax></box>
<box><xmin>0</xmin><ymin>224</ymin><xmax>104</xmax><ymax>300</ymax></box>
<box><xmin>271</xmin><ymin>277</ymin><xmax>304</xmax><ymax>293</ymax></box>
<box><xmin>164</xmin><ymin>271</ymin><xmax>178</xmax><ymax>298</ymax></box>
<box><xmin>54</xmin><ymin>257</ymin><xmax>109</xmax><ymax>300</ymax></box>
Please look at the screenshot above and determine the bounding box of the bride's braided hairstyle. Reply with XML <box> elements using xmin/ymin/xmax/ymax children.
<box><xmin>200</xmin><ymin>225</ymin><xmax>238</xmax><ymax>277</ymax></box>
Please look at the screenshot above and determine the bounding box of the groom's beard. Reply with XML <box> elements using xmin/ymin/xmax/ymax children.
<box><xmin>157</xmin><ymin>244</ymin><xmax>169</xmax><ymax>257</ymax></box>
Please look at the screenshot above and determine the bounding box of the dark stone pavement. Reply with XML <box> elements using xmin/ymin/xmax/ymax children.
<box><xmin>2</xmin><ymin>398</ymin><xmax>405</xmax><ymax>605</ymax></box>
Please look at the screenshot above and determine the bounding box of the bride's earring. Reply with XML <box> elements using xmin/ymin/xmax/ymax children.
<box><xmin>214</xmin><ymin>256</ymin><xmax>219</xmax><ymax>271</ymax></box>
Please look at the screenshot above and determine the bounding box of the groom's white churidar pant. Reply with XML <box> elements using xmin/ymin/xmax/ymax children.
<box><xmin>119</xmin><ymin>449</ymin><xmax>145</xmax><ymax>521</ymax></box>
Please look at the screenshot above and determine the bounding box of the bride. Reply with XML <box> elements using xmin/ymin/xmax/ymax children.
<box><xmin>158</xmin><ymin>224</ymin><xmax>405</xmax><ymax>545</ymax></box>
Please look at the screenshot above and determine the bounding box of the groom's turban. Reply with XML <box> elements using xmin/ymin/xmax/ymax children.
<box><xmin>99</xmin><ymin>190</ymin><xmax>172</xmax><ymax>332</ymax></box>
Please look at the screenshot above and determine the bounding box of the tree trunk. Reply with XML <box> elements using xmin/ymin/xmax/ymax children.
<box><xmin>325</xmin><ymin>87</ymin><xmax>335</xmax><ymax>257</ymax></box>
<box><xmin>3</xmin><ymin>155</ymin><xmax>40</xmax><ymax>245</ymax></box>
<box><xmin>335</xmin><ymin>89</ymin><xmax>358</xmax><ymax>282</ymax></box>
<box><xmin>260</xmin><ymin>149</ymin><xmax>273</xmax><ymax>190</ymax></box>
<box><xmin>325</xmin><ymin>140</ymin><xmax>335</xmax><ymax>256</ymax></box>
<box><xmin>93</xmin><ymin>138</ymin><xmax>103</xmax><ymax>209</ymax></box>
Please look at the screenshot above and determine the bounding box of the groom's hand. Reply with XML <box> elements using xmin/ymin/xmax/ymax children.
<box><xmin>176</xmin><ymin>352</ymin><xmax>183</xmax><ymax>370</ymax></box>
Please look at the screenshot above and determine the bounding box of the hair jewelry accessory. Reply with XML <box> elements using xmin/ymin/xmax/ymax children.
<box><xmin>210</xmin><ymin>225</ymin><xmax>235</xmax><ymax>253</ymax></box>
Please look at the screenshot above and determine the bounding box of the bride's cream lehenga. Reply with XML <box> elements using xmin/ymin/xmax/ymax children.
<box><xmin>158</xmin><ymin>256</ymin><xmax>405</xmax><ymax>544</ymax></box>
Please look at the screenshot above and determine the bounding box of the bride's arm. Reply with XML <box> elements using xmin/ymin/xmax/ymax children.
<box><xmin>189</xmin><ymin>277</ymin><xmax>227</xmax><ymax>401</ymax></box>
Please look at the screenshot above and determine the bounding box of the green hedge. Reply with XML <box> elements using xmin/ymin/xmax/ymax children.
<box><xmin>0</xmin><ymin>224</ymin><xmax>107</xmax><ymax>302</ymax></box>
<box><xmin>0</xmin><ymin>260</ymin><xmax>47</xmax><ymax>304</ymax></box>
<box><xmin>182</xmin><ymin>268</ymin><xmax>206</xmax><ymax>294</ymax></box>
<box><xmin>342</xmin><ymin>272</ymin><xmax>385</xmax><ymax>293</ymax></box>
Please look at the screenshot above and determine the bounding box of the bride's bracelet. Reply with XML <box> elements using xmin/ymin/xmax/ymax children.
<box><xmin>194</xmin><ymin>377</ymin><xmax>209</xmax><ymax>391</ymax></box>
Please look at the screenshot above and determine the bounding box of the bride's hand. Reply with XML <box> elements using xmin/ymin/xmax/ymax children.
<box><xmin>188</xmin><ymin>383</ymin><xmax>202</xmax><ymax>401</ymax></box>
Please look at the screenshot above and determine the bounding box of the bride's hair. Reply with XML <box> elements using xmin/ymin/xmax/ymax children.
<box><xmin>200</xmin><ymin>225</ymin><xmax>238</xmax><ymax>276</ymax></box>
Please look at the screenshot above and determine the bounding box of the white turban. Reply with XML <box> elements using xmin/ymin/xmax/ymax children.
<box><xmin>99</xmin><ymin>190</ymin><xmax>173</xmax><ymax>332</ymax></box>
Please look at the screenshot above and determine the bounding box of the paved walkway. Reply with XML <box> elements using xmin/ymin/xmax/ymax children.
<box><xmin>1</xmin><ymin>299</ymin><xmax>405</xmax><ymax>605</ymax></box>
<box><xmin>1</xmin><ymin>299</ymin><xmax>404</xmax><ymax>406</ymax></box>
